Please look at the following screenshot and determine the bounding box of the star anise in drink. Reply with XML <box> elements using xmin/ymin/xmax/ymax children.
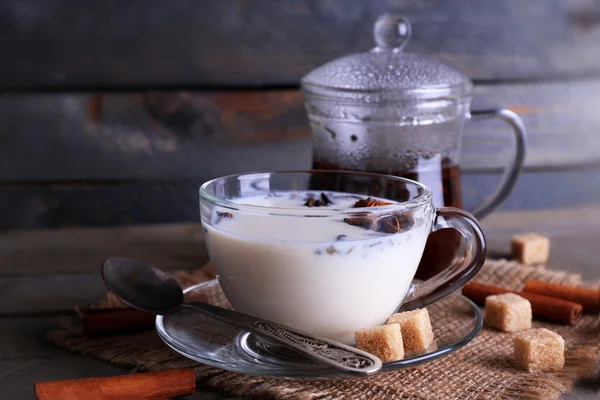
<box><xmin>343</xmin><ymin>198</ymin><xmax>414</xmax><ymax>233</ymax></box>
<box><xmin>304</xmin><ymin>197</ymin><xmax>323</xmax><ymax>207</ymax></box>
<box><xmin>304</xmin><ymin>192</ymin><xmax>334</xmax><ymax>207</ymax></box>
<box><xmin>352</xmin><ymin>197</ymin><xmax>393</xmax><ymax>208</ymax></box>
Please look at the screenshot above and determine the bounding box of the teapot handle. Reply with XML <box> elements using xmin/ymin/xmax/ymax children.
<box><xmin>467</xmin><ymin>109</ymin><xmax>527</xmax><ymax>219</ymax></box>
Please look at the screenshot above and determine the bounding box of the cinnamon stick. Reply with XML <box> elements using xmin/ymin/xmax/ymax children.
<box><xmin>83</xmin><ymin>293</ymin><xmax>208</xmax><ymax>336</ymax></box>
<box><xmin>462</xmin><ymin>282</ymin><xmax>582</xmax><ymax>325</ymax></box>
<box><xmin>82</xmin><ymin>308</ymin><xmax>155</xmax><ymax>336</ymax></box>
<box><xmin>523</xmin><ymin>280</ymin><xmax>600</xmax><ymax>313</ymax></box>
<box><xmin>35</xmin><ymin>369</ymin><xmax>195</xmax><ymax>400</ymax></box>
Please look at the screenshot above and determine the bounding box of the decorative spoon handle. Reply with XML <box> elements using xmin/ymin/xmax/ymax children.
<box><xmin>185</xmin><ymin>301</ymin><xmax>382</xmax><ymax>375</ymax></box>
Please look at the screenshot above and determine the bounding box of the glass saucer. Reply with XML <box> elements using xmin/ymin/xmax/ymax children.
<box><xmin>156</xmin><ymin>279</ymin><xmax>482</xmax><ymax>378</ymax></box>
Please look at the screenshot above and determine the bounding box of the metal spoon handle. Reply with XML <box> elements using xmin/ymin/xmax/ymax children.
<box><xmin>186</xmin><ymin>301</ymin><xmax>382</xmax><ymax>375</ymax></box>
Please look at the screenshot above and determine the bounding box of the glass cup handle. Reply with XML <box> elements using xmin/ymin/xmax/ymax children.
<box><xmin>399</xmin><ymin>208</ymin><xmax>487</xmax><ymax>311</ymax></box>
<box><xmin>467</xmin><ymin>109</ymin><xmax>527</xmax><ymax>219</ymax></box>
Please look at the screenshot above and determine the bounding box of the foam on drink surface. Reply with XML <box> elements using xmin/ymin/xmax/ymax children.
<box><xmin>203</xmin><ymin>190</ymin><xmax>432</xmax><ymax>343</ymax></box>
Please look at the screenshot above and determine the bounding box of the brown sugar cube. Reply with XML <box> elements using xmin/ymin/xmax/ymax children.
<box><xmin>485</xmin><ymin>293</ymin><xmax>532</xmax><ymax>332</ymax></box>
<box><xmin>511</xmin><ymin>233</ymin><xmax>550</xmax><ymax>265</ymax></box>
<box><xmin>514</xmin><ymin>328</ymin><xmax>565</xmax><ymax>372</ymax></box>
<box><xmin>386</xmin><ymin>309</ymin><xmax>434</xmax><ymax>353</ymax></box>
<box><xmin>354</xmin><ymin>324</ymin><xmax>404</xmax><ymax>362</ymax></box>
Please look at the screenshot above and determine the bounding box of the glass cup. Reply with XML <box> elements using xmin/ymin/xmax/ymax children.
<box><xmin>200</xmin><ymin>171</ymin><xmax>486</xmax><ymax>343</ymax></box>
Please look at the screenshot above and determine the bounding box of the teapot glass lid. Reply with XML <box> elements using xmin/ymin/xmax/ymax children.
<box><xmin>301</xmin><ymin>14</ymin><xmax>472</xmax><ymax>102</ymax></box>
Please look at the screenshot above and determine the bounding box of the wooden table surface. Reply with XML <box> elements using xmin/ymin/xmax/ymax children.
<box><xmin>1</xmin><ymin>205</ymin><xmax>598</xmax><ymax>399</ymax></box>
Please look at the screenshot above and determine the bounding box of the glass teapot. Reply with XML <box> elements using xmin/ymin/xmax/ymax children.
<box><xmin>300</xmin><ymin>14</ymin><xmax>526</xmax><ymax>219</ymax></box>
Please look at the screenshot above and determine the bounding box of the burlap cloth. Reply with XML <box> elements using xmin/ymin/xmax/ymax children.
<box><xmin>48</xmin><ymin>259</ymin><xmax>598</xmax><ymax>400</ymax></box>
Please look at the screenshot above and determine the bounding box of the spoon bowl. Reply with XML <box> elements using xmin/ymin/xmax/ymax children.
<box><xmin>102</xmin><ymin>257</ymin><xmax>184</xmax><ymax>314</ymax></box>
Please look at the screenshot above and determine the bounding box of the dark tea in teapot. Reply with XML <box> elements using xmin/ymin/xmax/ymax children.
<box><xmin>311</xmin><ymin>117</ymin><xmax>464</xmax><ymax>209</ymax></box>
<box><xmin>301</xmin><ymin>14</ymin><xmax>525</xmax><ymax>219</ymax></box>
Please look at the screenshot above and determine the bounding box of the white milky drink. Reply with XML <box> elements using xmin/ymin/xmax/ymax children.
<box><xmin>203</xmin><ymin>191</ymin><xmax>433</xmax><ymax>343</ymax></box>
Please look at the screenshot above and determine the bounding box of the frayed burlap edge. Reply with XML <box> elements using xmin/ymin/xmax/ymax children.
<box><xmin>47</xmin><ymin>259</ymin><xmax>599</xmax><ymax>400</ymax></box>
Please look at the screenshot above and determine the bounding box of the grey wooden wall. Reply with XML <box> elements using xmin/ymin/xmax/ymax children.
<box><xmin>1</xmin><ymin>0</ymin><xmax>600</xmax><ymax>229</ymax></box>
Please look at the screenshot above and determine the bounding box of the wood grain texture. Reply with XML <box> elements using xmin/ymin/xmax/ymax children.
<box><xmin>0</xmin><ymin>273</ymin><xmax>108</xmax><ymax>315</ymax></box>
<box><xmin>1</xmin><ymin>166</ymin><xmax>599</xmax><ymax>230</ymax></box>
<box><xmin>0</xmin><ymin>181</ymin><xmax>205</xmax><ymax>229</ymax></box>
<box><xmin>0</xmin><ymin>223</ymin><xmax>205</xmax><ymax>275</ymax></box>
<box><xmin>1</xmin><ymin>0</ymin><xmax>600</xmax><ymax>88</ymax></box>
<box><xmin>0</xmin><ymin>91</ymin><xmax>311</xmax><ymax>183</ymax></box>
<box><xmin>1</xmin><ymin>80</ymin><xmax>600</xmax><ymax>187</ymax></box>
<box><xmin>463</xmin><ymin>170</ymin><xmax>600</xmax><ymax>212</ymax></box>
<box><xmin>467</xmin><ymin>80</ymin><xmax>600</xmax><ymax>172</ymax></box>
<box><xmin>0</xmin><ymin>316</ymin><xmax>67</xmax><ymax>359</ymax></box>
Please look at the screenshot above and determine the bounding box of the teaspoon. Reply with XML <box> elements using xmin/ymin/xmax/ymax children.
<box><xmin>101</xmin><ymin>257</ymin><xmax>382</xmax><ymax>376</ymax></box>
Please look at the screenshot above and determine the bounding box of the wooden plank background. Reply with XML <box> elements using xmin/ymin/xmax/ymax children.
<box><xmin>0</xmin><ymin>0</ymin><xmax>599</xmax><ymax>229</ymax></box>
<box><xmin>1</xmin><ymin>0</ymin><xmax>600</xmax><ymax>87</ymax></box>
<box><xmin>2</xmin><ymin>170</ymin><xmax>600</xmax><ymax>230</ymax></box>
<box><xmin>1</xmin><ymin>81</ymin><xmax>600</xmax><ymax>181</ymax></box>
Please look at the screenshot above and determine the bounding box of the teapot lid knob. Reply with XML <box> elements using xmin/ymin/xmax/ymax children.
<box><xmin>373</xmin><ymin>14</ymin><xmax>411</xmax><ymax>52</ymax></box>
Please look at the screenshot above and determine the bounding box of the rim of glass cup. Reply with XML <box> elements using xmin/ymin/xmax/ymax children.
<box><xmin>199</xmin><ymin>170</ymin><xmax>433</xmax><ymax>217</ymax></box>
